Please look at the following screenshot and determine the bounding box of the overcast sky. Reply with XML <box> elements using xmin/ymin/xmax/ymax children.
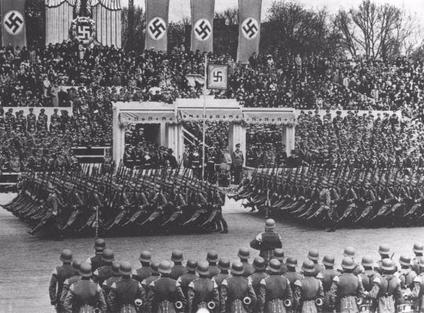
<box><xmin>121</xmin><ymin>0</ymin><xmax>424</xmax><ymax>21</ymax></box>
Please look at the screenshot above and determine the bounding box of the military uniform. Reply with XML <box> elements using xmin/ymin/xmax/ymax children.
<box><xmin>63</xmin><ymin>262</ymin><xmax>107</xmax><ymax>313</ymax></box>
<box><xmin>108</xmin><ymin>262</ymin><xmax>145</xmax><ymax>313</ymax></box>
<box><xmin>207</xmin><ymin>251</ymin><xmax>221</xmax><ymax>278</ymax></box>
<box><xmin>370</xmin><ymin>259</ymin><xmax>403</xmax><ymax>313</ymax></box>
<box><xmin>102</xmin><ymin>261</ymin><xmax>121</xmax><ymax>297</ymax></box>
<box><xmin>186</xmin><ymin>261</ymin><xmax>219</xmax><ymax>313</ymax></box>
<box><xmin>293</xmin><ymin>260</ymin><xmax>324</xmax><ymax>313</ymax></box>
<box><xmin>170</xmin><ymin>250</ymin><xmax>188</xmax><ymax>280</ymax></box>
<box><xmin>238</xmin><ymin>248</ymin><xmax>255</xmax><ymax>277</ymax></box>
<box><xmin>134</xmin><ymin>250</ymin><xmax>153</xmax><ymax>283</ymax></box>
<box><xmin>146</xmin><ymin>261</ymin><xmax>187</xmax><ymax>313</ymax></box>
<box><xmin>283</xmin><ymin>257</ymin><xmax>303</xmax><ymax>294</ymax></box>
<box><xmin>49</xmin><ymin>249</ymin><xmax>78</xmax><ymax>313</ymax></box>
<box><xmin>93</xmin><ymin>248</ymin><xmax>115</xmax><ymax>286</ymax></box>
<box><xmin>259</xmin><ymin>259</ymin><xmax>293</xmax><ymax>313</ymax></box>
<box><xmin>328</xmin><ymin>258</ymin><xmax>365</xmax><ymax>313</ymax></box>
<box><xmin>177</xmin><ymin>260</ymin><xmax>198</xmax><ymax>300</ymax></box>
<box><xmin>250</xmin><ymin>219</ymin><xmax>282</xmax><ymax>263</ymax></box>
<box><xmin>220</xmin><ymin>262</ymin><xmax>257</xmax><ymax>313</ymax></box>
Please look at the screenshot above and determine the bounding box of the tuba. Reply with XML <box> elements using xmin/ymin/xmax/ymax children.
<box><xmin>315</xmin><ymin>298</ymin><xmax>323</xmax><ymax>307</ymax></box>
<box><xmin>207</xmin><ymin>301</ymin><xmax>216</xmax><ymax>310</ymax></box>
<box><xmin>284</xmin><ymin>299</ymin><xmax>292</xmax><ymax>308</ymax></box>
<box><xmin>175</xmin><ymin>301</ymin><xmax>184</xmax><ymax>310</ymax></box>
<box><xmin>135</xmin><ymin>299</ymin><xmax>143</xmax><ymax>307</ymax></box>
<box><xmin>243</xmin><ymin>297</ymin><xmax>252</xmax><ymax>305</ymax></box>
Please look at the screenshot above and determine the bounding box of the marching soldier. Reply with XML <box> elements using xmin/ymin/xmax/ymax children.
<box><xmin>146</xmin><ymin>260</ymin><xmax>187</xmax><ymax>313</ymax></box>
<box><xmin>238</xmin><ymin>248</ymin><xmax>255</xmax><ymax>277</ymax></box>
<box><xmin>93</xmin><ymin>248</ymin><xmax>115</xmax><ymax>286</ymax></box>
<box><xmin>328</xmin><ymin>257</ymin><xmax>365</xmax><ymax>313</ymax></box>
<box><xmin>177</xmin><ymin>260</ymin><xmax>199</xmax><ymax>300</ymax></box>
<box><xmin>186</xmin><ymin>261</ymin><xmax>220</xmax><ymax>313</ymax></box>
<box><xmin>87</xmin><ymin>238</ymin><xmax>106</xmax><ymax>271</ymax></box>
<box><xmin>108</xmin><ymin>262</ymin><xmax>145</xmax><ymax>313</ymax></box>
<box><xmin>63</xmin><ymin>262</ymin><xmax>107</xmax><ymax>313</ymax></box>
<box><xmin>293</xmin><ymin>260</ymin><xmax>324</xmax><ymax>313</ymax></box>
<box><xmin>258</xmin><ymin>259</ymin><xmax>293</xmax><ymax>313</ymax></box>
<box><xmin>49</xmin><ymin>249</ymin><xmax>78</xmax><ymax>313</ymax></box>
<box><xmin>170</xmin><ymin>250</ymin><xmax>187</xmax><ymax>280</ymax></box>
<box><xmin>60</xmin><ymin>260</ymin><xmax>81</xmax><ymax>306</ymax></box>
<box><xmin>207</xmin><ymin>251</ymin><xmax>220</xmax><ymax>278</ymax></box>
<box><xmin>220</xmin><ymin>261</ymin><xmax>257</xmax><ymax>313</ymax></box>
<box><xmin>369</xmin><ymin>259</ymin><xmax>403</xmax><ymax>313</ymax></box>
<box><xmin>250</xmin><ymin>219</ymin><xmax>283</xmax><ymax>263</ymax></box>
<box><xmin>102</xmin><ymin>261</ymin><xmax>121</xmax><ymax>297</ymax></box>
<box><xmin>134</xmin><ymin>250</ymin><xmax>153</xmax><ymax>282</ymax></box>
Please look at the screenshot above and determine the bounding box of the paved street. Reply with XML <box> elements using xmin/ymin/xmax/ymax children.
<box><xmin>1</xmin><ymin>193</ymin><xmax>424</xmax><ymax>313</ymax></box>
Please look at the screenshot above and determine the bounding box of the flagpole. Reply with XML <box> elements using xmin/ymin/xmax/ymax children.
<box><xmin>202</xmin><ymin>54</ymin><xmax>208</xmax><ymax>181</ymax></box>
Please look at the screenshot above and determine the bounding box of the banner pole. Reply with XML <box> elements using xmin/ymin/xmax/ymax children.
<box><xmin>202</xmin><ymin>54</ymin><xmax>208</xmax><ymax>180</ymax></box>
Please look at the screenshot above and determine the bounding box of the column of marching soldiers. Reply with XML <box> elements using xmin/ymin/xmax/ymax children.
<box><xmin>4</xmin><ymin>163</ymin><xmax>228</xmax><ymax>236</ymax></box>
<box><xmin>50</xmin><ymin>236</ymin><xmax>424</xmax><ymax>311</ymax></box>
<box><xmin>230</xmin><ymin>164</ymin><xmax>424</xmax><ymax>229</ymax></box>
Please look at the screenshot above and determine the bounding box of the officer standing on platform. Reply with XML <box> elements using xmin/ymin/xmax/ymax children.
<box><xmin>232</xmin><ymin>144</ymin><xmax>244</xmax><ymax>185</ymax></box>
<box><xmin>250</xmin><ymin>219</ymin><xmax>282</xmax><ymax>263</ymax></box>
<box><xmin>63</xmin><ymin>262</ymin><xmax>107</xmax><ymax>313</ymax></box>
<box><xmin>187</xmin><ymin>261</ymin><xmax>219</xmax><ymax>313</ymax></box>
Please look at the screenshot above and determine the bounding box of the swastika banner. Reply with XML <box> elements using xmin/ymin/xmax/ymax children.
<box><xmin>1</xmin><ymin>0</ymin><xmax>27</xmax><ymax>48</ymax></box>
<box><xmin>190</xmin><ymin>0</ymin><xmax>215</xmax><ymax>53</ymax></box>
<box><xmin>207</xmin><ymin>64</ymin><xmax>228</xmax><ymax>90</ymax></box>
<box><xmin>237</xmin><ymin>0</ymin><xmax>262</xmax><ymax>64</ymax></box>
<box><xmin>145</xmin><ymin>0</ymin><xmax>169</xmax><ymax>51</ymax></box>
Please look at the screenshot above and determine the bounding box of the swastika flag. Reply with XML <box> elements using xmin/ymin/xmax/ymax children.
<box><xmin>190</xmin><ymin>0</ymin><xmax>215</xmax><ymax>53</ymax></box>
<box><xmin>237</xmin><ymin>0</ymin><xmax>262</xmax><ymax>64</ymax></box>
<box><xmin>1</xmin><ymin>0</ymin><xmax>27</xmax><ymax>48</ymax></box>
<box><xmin>207</xmin><ymin>64</ymin><xmax>228</xmax><ymax>90</ymax></box>
<box><xmin>145</xmin><ymin>0</ymin><xmax>169</xmax><ymax>51</ymax></box>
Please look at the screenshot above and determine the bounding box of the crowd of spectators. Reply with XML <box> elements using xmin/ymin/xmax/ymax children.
<box><xmin>2</xmin><ymin>41</ymin><xmax>424</xmax><ymax>172</ymax></box>
<box><xmin>295</xmin><ymin>110</ymin><xmax>424</xmax><ymax>168</ymax></box>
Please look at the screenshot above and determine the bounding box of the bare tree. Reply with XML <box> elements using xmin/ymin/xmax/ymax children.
<box><xmin>334</xmin><ymin>0</ymin><xmax>414</xmax><ymax>60</ymax></box>
<box><xmin>215</xmin><ymin>8</ymin><xmax>238</xmax><ymax>25</ymax></box>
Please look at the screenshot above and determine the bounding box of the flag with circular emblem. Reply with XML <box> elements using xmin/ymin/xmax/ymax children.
<box><xmin>237</xmin><ymin>0</ymin><xmax>262</xmax><ymax>64</ymax></box>
<box><xmin>145</xmin><ymin>0</ymin><xmax>169</xmax><ymax>51</ymax></box>
<box><xmin>190</xmin><ymin>0</ymin><xmax>215</xmax><ymax>53</ymax></box>
<box><xmin>1</xmin><ymin>0</ymin><xmax>27</xmax><ymax>47</ymax></box>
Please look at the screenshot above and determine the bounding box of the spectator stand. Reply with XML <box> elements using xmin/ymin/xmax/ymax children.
<box><xmin>112</xmin><ymin>97</ymin><xmax>297</xmax><ymax>167</ymax></box>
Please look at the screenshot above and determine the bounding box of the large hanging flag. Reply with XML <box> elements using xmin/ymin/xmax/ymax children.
<box><xmin>190</xmin><ymin>0</ymin><xmax>215</xmax><ymax>53</ymax></box>
<box><xmin>237</xmin><ymin>0</ymin><xmax>262</xmax><ymax>64</ymax></box>
<box><xmin>145</xmin><ymin>0</ymin><xmax>169</xmax><ymax>51</ymax></box>
<box><xmin>1</xmin><ymin>0</ymin><xmax>27</xmax><ymax>47</ymax></box>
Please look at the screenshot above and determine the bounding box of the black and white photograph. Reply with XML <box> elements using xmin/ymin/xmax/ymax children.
<box><xmin>1</xmin><ymin>0</ymin><xmax>424</xmax><ymax>312</ymax></box>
